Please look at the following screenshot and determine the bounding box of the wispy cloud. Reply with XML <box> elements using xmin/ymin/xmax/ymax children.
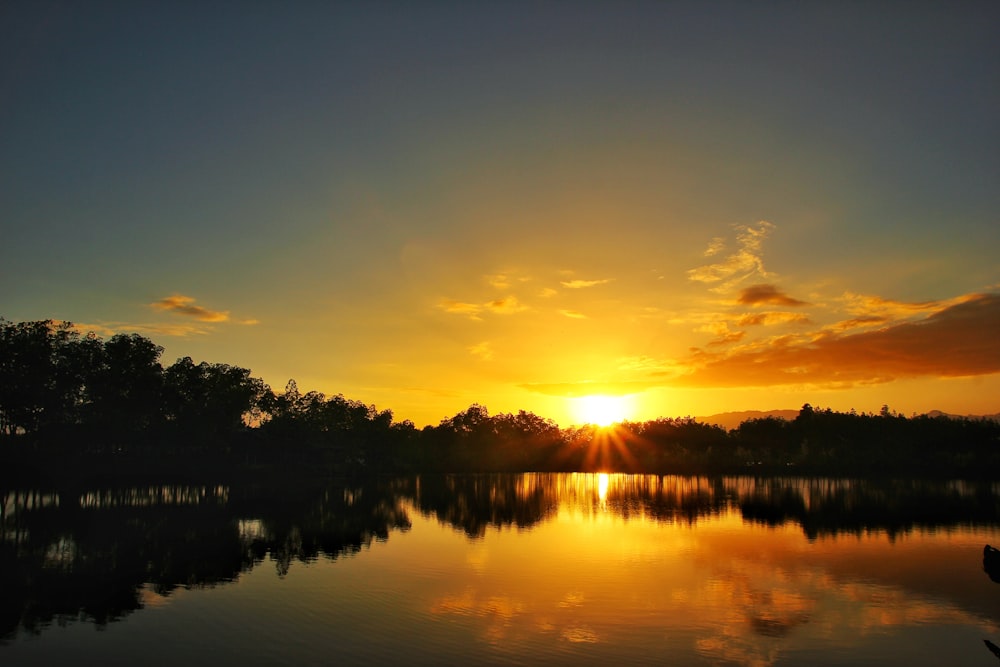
<box><xmin>826</xmin><ymin>315</ymin><xmax>888</xmax><ymax>332</ymax></box>
<box><xmin>616</xmin><ymin>356</ymin><xmax>679</xmax><ymax>374</ymax></box>
<box><xmin>822</xmin><ymin>292</ymin><xmax>970</xmax><ymax>334</ymax></box>
<box><xmin>559</xmin><ymin>309</ymin><xmax>587</xmax><ymax>319</ymax></box>
<box><xmin>439</xmin><ymin>299</ymin><xmax>484</xmax><ymax>320</ymax></box>
<box><xmin>538</xmin><ymin>287</ymin><xmax>558</xmax><ymax>298</ymax></box>
<box><xmin>703</xmin><ymin>236</ymin><xmax>726</xmax><ymax>257</ymax></box>
<box><xmin>486</xmin><ymin>296</ymin><xmax>527</xmax><ymax>314</ymax></box>
<box><xmin>468</xmin><ymin>341</ymin><xmax>494</xmax><ymax>361</ymax></box>
<box><xmin>150</xmin><ymin>295</ymin><xmax>230</xmax><ymax>322</ymax></box>
<box><xmin>66</xmin><ymin>321</ymin><xmax>126</xmax><ymax>337</ymax></box>
<box><xmin>485</xmin><ymin>273</ymin><xmax>511</xmax><ymax>290</ymax></box>
<box><xmin>696</xmin><ymin>321</ymin><xmax>746</xmax><ymax>346</ymax></box>
<box><xmin>837</xmin><ymin>292</ymin><xmax>952</xmax><ymax>319</ymax></box>
<box><xmin>737</xmin><ymin>312</ymin><xmax>811</xmax><ymax>327</ymax></box>
<box><xmin>71</xmin><ymin>321</ymin><xmax>213</xmax><ymax>337</ymax></box>
<box><xmin>439</xmin><ymin>295</ymin><xmax>528</xmax><ymax>319</ymax></box>
<box><xmin>680</xmin><ymin>224</ymin><xmax>998</xmax><ymax>390</ymax></box>
<box><xmin>560</xmin><ymin>278</ymin><xmax>613</xmax><ymax>289</ymax></box>
<box><xmin>72</xmin><ymin>295</ymin><xmax>254</xmax><ymax>338</ymax></box>
<box><xmin>708</xmin><ymin>331</ymin><xmax>746</xmax><ymax>346</ymax></box>
<box><xmin>675</xmin><ymin>292</ymin><xmax>1000</xmax><ymax>387</ymax></box>
<box><xmin>687</xmin><ymin>221</ymin><xmax>774</xmax><ymax>291</ymax></box>
<box><xmin>737</xmin><ymin>284</ymin><xmax>809</xmax><ymax>307</ymax></box>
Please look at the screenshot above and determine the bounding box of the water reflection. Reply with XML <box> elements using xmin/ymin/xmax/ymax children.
<box><xmin>0</xmin><ymin>480</ymin><xmax>411</xmax><ymax>638</ymax></box>
<box><xmin>2</xmin><ymin>474</ymin><xmax>1000</xmax><ymax>665</ymax></box>
<box><xmin>411</xmin><ymin>474</ymin><xmax>1000</xmax><ymax>540</ymax></box>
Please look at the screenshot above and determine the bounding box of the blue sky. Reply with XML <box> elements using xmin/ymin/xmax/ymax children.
<box><xmin>2</xmin><ymin>1</ymin><xmax>998</xmax><ymax>425</ymax></box>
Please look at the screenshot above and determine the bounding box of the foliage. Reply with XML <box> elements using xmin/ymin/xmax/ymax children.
<box><xmin>2</xmin><ymin>319</ymin><xmax>999</xmax><ymax>479</ymax></box>
<box><xmin>0</xmin><ymin>319</ymin><xmax>260</xmax><ymax>450</ymax></box>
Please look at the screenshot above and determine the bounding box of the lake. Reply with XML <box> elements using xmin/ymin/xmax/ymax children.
<box><xmin>3</xmin><ymin>473</ymin><xmax>1000</xmax><ymax>665</ymax></box>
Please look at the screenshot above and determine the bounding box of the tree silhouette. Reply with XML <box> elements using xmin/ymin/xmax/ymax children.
<box><xmin>0</xmin><ymin>319</ymin><xmax>104</xmax><ymax>436</ymax></box>
<box><xmin>88</xmin><ymin>333</ymin><xmax>165</xmax><ymax>441</ymax></box>
<box><xmin>164</xmin><ymin>357</ymin><xmax>267</xmax><ymax>439</ymax></box>
<box><xmin>2</xmin><ymin>318</ymin><xmax>998</xmax><ymax>478</ymax></box>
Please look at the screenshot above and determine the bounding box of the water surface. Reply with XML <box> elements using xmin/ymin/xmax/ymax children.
<box><xmin>3</xmin><ymin>474</ymin><xmax>999</xmax><ymax>665</ymax></box>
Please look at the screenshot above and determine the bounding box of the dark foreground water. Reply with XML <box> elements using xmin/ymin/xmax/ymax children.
<box><xmin>3</xmin><ymin>473</ymin><xmax>1000</xmax><ymax>666</ymax></box>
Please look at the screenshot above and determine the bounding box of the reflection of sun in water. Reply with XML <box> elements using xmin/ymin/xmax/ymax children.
<box><xmin>597</xmin><ymin>473</ymin><xmax>610</xmax><ymax>503</ymax></box>
<box><xmin>572</xmin><ymin>394</ymin><xmax>633</xmax><ymax>426</ymax></box>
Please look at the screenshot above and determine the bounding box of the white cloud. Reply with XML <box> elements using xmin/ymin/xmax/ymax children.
<box><xmin>687</xmin><ymin>221</ymin><xmax>775</xmax><ymax>291</ymax></box>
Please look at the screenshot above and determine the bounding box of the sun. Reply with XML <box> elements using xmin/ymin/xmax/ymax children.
<box><xmin>572</xmin><ymin>394</ymin><xmax>633</xmax><ymax>427</ymax></box>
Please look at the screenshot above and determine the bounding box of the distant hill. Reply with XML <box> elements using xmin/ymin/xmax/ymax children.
<box><xmin>697</xmin><ymin>409</ymin><xmax>1000</xmax><ymax>431</ymax></box>
<box><xmin>926</xmin><ymin>410</ymin><xmax>1000</xmax><ymax>423</ymax></box>
<box><xmin>697</xmin><ymin>410</ymin><xmax>799</xmax><ymax>431</ymax></box>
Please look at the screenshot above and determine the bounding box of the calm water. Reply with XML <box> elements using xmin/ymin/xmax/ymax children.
<box><xmin>3</xmin><ymin>474</ymin><xmax>1000</xmax><ymax>666</ymax></box>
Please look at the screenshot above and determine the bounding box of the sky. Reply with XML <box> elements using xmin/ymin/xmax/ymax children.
<box><xmin>2</xmin><ymin>1</ymin><xmax>998</xmax><ymax>427</ymax></box>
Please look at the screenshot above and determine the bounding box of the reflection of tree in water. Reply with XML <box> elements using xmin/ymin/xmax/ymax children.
<box><xmin>0</xmin><ymin>486</ymin><xmax>244</xmax><ymax>639</ymax></box>
<box><xmin>0</xmin><ymin>479</ymin><xmax>411</xmax><ymax>639</ymax></box>
<box><xmin>232</xmin><ymin>478</ymin><xmax>412</xmax><ymax>576</ymax></box>
<box><xmin>733</xmin><ymin>477</ymin><xmax>1000</xmax><ymax>540</ymax></box>
<box><xmin>405</xmin><ymin>474</ymin><xmax>555</xmax><ymax>538</ymax></box>
<box><xmin>406</xmin><ymin>474</ymin><xmax>734</xmax><ymax>535</ymax></box>
<box><xmin>405</xmin><ymin>474</ymin><xmax>1000</xmax><ymax>541</ymax></box>
<box><xmin>4</xmin><ymin>474</ymin><xmax>999</xmax><ymax>640</ymax></box>
<box><xmin>600</xmin><ymin>474</ymin><xmax>730</xmax><ymax>523</ymax></box>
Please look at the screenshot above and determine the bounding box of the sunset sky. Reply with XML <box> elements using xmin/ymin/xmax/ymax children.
<box><xmin>2</xmin><ymin>1</ymin><xmax>998</xmax><ymax>427</ymax></box>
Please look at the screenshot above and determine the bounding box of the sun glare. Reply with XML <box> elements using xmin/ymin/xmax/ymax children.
<box><xmin>572</xmin><ymin>394</ymin><xmax>633</xmax><ymax>427</ymax></box>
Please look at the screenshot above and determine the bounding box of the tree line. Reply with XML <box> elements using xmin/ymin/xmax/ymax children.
<box><xmin>0</xmin><ymin>319</ymin><xmax>267</xmax><ymax>443</ymax></box>
<box><xmin>2</xmin><ymin>318</ymin><xmax>998</xmax><ymax>478</ymax></box>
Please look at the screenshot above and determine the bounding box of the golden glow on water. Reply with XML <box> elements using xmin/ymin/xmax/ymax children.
<box><xmin>398</xmin><ymin>475</ymin><xmax>1000</xmax><ymax>665</ymax></box>
<box><xmin>5</xmin><ymin>474</ymin><xmax>1000</xmax><ymax>666</ymax></box>
<box><xmin>404</xmin><ymin>500</ymin><xmax>1000</xmax><ymax>665</ymax></box>
<box><xmin>596</xmin><ymin>473</ymin><xmax>609</xmax><ymax>504</ymax></box>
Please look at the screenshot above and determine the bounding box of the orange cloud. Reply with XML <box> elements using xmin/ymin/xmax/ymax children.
<box><xmin>485</xmin><ymin>273</ymin><xmax>511</xmax><ymax>289</ymax></box>
<box><xmin>837</xmin><ymin>292</ymin><xmax>946</xmax><ymax>318</ymax></box>
<box><xmin>439</xmin><ymin>295</ymin><xmax>527</xmax><ymax>319</ymax></box>
<box><xmin>827</xmin><ymin>315</ymin><xmax>888</xmax><ymax>332</ymax></box>
<box><xmin>468</xmin><ymin>341</ymin><xmax>494</xmax><ymax>361</ymax></box>
<box><xmin>559</xmin><ymin>309</ymin><xmax>587</xmax><ymax>319</ymax></box>
<box><xmin>486</xmin><ymin>296</ymin><xmax>527</xmax><ymax>314</ymax></box>
<box><xmin>616</xmin><ymin>356</ymin><xmax>679</xmax><ymax>374</ymax></box>
<box><xmin>150</xmin><ymin>295</ymin><xmax>230</xmax><ymax>322</ymax></box>
<box><xmin>702</xmin><ymin>236</ymin><xmax>726</xmax><ymax>257</ymax></box>
<box><xmin>737</xmin><ymin>312</ymin><xmax>812</xmax><ymax>327</ymax></box>
<box><xmin>708</xmin><ymin>331</ymin><xmax>746</xmax><ymax>346</ymax></box>
<box><xmin>738</xmin><ymin>284</ymin><xmax>809</xmax><ymax>307</ymax></box>
<box><xmin>675</xmin><ymin>293</ymin><xmax>1000</xmax><ymax>387</ymax></box>
<box><xmin>439</xmin><ymin>299</ymin><xmax>484</xmax><ymax>320</ymax></box>
<box><xmin>697</xmin><ymin>321</ymin><xmax>747</xmax><ymax>346</ymax></box>
<box><xmin>71</xmin><ymin>321</ymin><xmax>213</xmax><ymax>337</ymax></box>
<box><xmin>687</xmin><ymin>221</ymin><xmax>774</xmax><ymax>290</ymax></box>
<box><xmin>560</xmin><ymin>279</ymin><xmax>612</xmax><ymax>289</ymax></box>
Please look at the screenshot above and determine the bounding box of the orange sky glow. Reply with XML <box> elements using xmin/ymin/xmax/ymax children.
<box><xmin>2</xmin><ymin>3</ymin><xmax>997</xmax><ymax>426</ymax></box>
